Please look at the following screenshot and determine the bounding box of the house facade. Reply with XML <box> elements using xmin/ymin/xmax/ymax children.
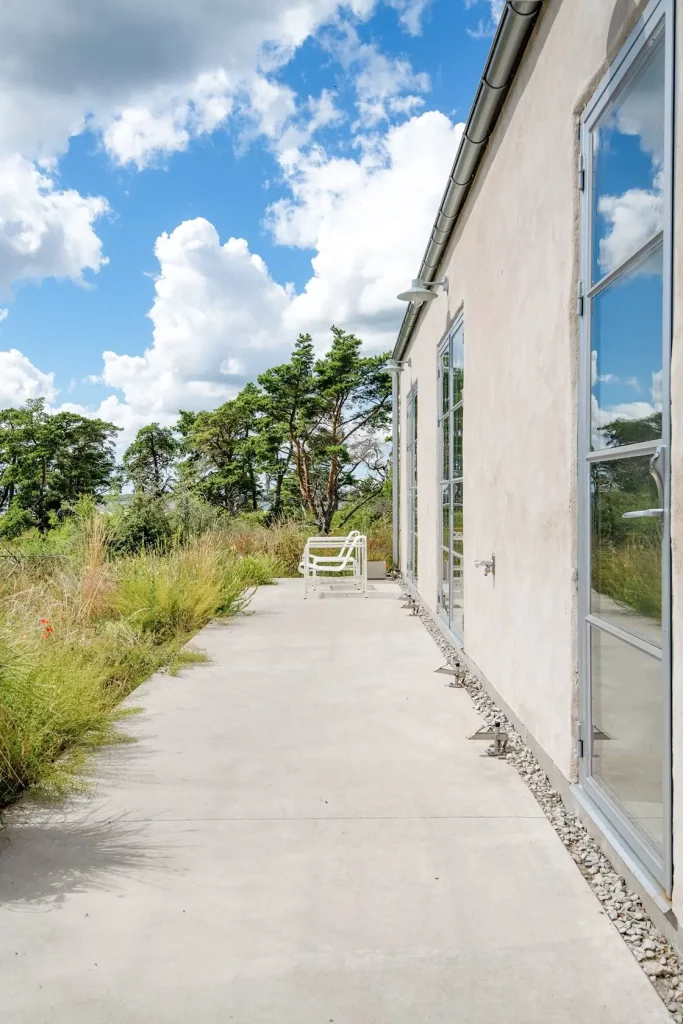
<box><xmin>392</xmin><ymin>0</ymin><xmax>682</xmax><ymax>941</ymax></box>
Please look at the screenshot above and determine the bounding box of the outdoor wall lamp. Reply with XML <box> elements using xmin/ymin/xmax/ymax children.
<box><xmin>385</xmin><ymin>357</ymin><xmax>410</xmax><ymax>374</ymax></box>
<box><xmin>397</xmin><ymin>277</ymin><xmax>448</xmax><ymax>303</ymax></box>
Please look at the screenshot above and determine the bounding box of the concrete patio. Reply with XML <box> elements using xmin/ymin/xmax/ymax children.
<box><xmin>0</xmin><ymin>578</ymin><xmax>669</xmax><ymax>1022</ymax></box>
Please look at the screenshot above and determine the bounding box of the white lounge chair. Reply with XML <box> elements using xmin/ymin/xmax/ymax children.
<box><xmin>299</xmin><ymin>530</ymin><xmax>367</xmax><ymax>598</ymax></box>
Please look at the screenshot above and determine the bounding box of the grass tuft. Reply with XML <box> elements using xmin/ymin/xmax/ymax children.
<box><xmin>0</xmin><ymin>520</ymin><xmax>275</xmax><ymax>806</ymax></box>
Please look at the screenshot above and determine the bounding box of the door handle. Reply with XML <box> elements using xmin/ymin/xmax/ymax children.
<box><xmin>622</xmin><ymin>509</ymin><xmax>663</xmax><ymax>519</ymax></box>
<box><xmin>650</xmin><ymin>444</ymin><xmax>666</xmax><ymax>504</ymax></box>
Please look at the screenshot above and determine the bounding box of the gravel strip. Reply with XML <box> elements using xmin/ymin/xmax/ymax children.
<box><xmin>400</xmin><ymin>583</ymin><xmax>683</xmax><ymax>1020</ymax></box>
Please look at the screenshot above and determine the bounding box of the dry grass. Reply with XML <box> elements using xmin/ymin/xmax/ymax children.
<box><xmin>593</xmin><ymin>541</ymin><xmax>661</xmax><ymax>620</ymax></box>
<box><xmin>0</xmin><ymin>519</ymin><xmax>277</xmax><ymax>806</ymax></box>
<box><xmin>0</xmin><ymin>510</ymin><xmax>390</xmax><ymax>807</ymax></box>
<box><xmin>221</xmin><ymin>517</ymin><xmax>393</xmax><ymax>575</ymax></box>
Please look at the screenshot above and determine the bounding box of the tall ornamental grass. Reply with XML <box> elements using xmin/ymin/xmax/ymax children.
<box><xmin>0</xmin><ymin>518</ymin><xmax>278</xmax><ymax>806</ymax></box>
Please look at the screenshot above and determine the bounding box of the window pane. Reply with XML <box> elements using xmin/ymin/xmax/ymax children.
<box><xmin>592</xmin><ymin>35</ymin><xmax>665</xmax><ymax>282</ymax></box>
<box><xmin>442</xmin><ymin>415</ymin><xmax>449</xmax><ymax>480</ymax></box>
<box><xmin>591</xmin><ymin>245</ymin><xmax>663</xmax><ymax>450</ymax></box>
<box><xmin>452</xmin><ymin>483</ymin><xmax>463</xmax><ymax>550</ymax></box>
<box><xmin>452</xmin><ymin>325</ymin><xmax>464</xmax><ymax>405</ymax></box>
<box><xmin>441</xmin><ymin>349</ymin><xmax>450</xmax><ymax>414</ymax></box>
<box><xmin>452</xmin><ymin>407</ymin><xmax>463</xmax><ymax>479</ymax></box>
<box><xmin>590</xmin><ymin>456</ymin><xmax>661</xmax><ymax>645</ymax></box>
<box><xmin>442</xmin><ymin>485</ymin><xmax>450</xmax><ymax>546</ymax></box>
<box><xmin>441</xmin><ymin>549</ymin><xmax>450</xmax><ymax>619</ymax></box>
<box><xmin>591</xmin><ymin>625</ymin><xmax>663</xmax><ymax>851</ymax></box>
<box><xmin>451</xmin><ymin>555</ymin><xmax>464</xmax><ymax>637</ymax></box>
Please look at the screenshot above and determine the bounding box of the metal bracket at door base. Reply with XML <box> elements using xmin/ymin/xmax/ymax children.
<box><xmin>435</xmin><ymin>664</ymin><xmax>464</xmax><ymax>688</ymax></box>
<box><xmin>468</xmin><ymin>721</ymin><xmax>509</xmax><ymax>757</ymax></box>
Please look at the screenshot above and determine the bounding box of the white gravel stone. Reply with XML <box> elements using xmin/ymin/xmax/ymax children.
<box><xmin>402</xmin><ymin>582</ymin><xmax>683</xmax><ymax>1020</ymax></box>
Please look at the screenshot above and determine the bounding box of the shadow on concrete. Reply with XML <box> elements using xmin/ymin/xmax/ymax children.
<box><xmin>0</xmin><ymin>808</ymin><xmax>164</xmax><ymax>909</ymax></box>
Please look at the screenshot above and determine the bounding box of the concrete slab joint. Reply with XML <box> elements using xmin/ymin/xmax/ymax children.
<box><xmin>0</xmin><ymin>580</ymin><xmax>673</xmax><ymax>1022</ymax></box>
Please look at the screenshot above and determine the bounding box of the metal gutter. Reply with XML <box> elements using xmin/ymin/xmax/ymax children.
<box><xmin>393</xmin><ymin>0</ymin><xmax>544</xmax><ymax>360</ymax></box>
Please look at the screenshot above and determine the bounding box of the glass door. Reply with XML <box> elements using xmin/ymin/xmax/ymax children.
<box><xmin>578</xmin><ymin>1</ymin><xmax>673</xmax><ymax>889</ymax></box>
<box><xmin>406</xmin><ymin>385</ymin><xmax>418</xmax><ymax>583</ymax></box>
<box><xmin>438</xmin><ymin>316</ymin><xmax>464</xmax><ymax>640</ymax></box>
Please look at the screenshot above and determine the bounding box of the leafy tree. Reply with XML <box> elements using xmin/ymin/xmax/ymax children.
<box><xmin>183</xmin><ymin>384</ymin><xmax>263</xmax><ymax>515</ymax></box>
<box><xmin>257</xmin><ymin>335</ymin><xmax>319</xmax><ymax>520</ymax></box>
<box><xmin>601</xmin><ymin>412</ymin><xmax>662</xmax><ymax>449</ymax></box>
<box><xmin>123</xmin><ymin>423</ymin><xmax>179</xmax><ymax>496</ymax></box>
<box><xmin>0</xmin><ymin>399</ymin><xmax>119</xmax><ymax>532</ymax></box>
<box><xmin>108</xmin><ymin>492</ymin><xmax>173</xmax><ymax>553</ymax></box>
<box><xmin>261</xmin><ymin>328</ymin><xmax>391</xmax><ymax>533</ymax></box>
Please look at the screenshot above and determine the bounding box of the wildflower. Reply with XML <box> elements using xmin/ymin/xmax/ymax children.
<box><xmin>40</xmin><ymin>618</ymin><xmax>54</xmax><ymax>639</ymax></box>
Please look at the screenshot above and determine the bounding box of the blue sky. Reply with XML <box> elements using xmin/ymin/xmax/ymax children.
<box><xmin>0</xmin><ymin>0</ymin><xmax>502</xmax><ymax>444</ymax></box>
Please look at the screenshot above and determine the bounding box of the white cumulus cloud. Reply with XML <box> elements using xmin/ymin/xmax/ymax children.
<box><xmin>0</xmin><ymin>155</ymin><xmax>108</xmax><ymax>294</ymax></box>
<box><xmin>100</xmin><ymin>218</ymin><xmax>293</xmax><ymax>425</ymax></box>
<box><xmin>0</xmin><ymin>348</ymin><xmax>57</xmax><ymax>406</ymax></box>
<box><xmin>0</xmin><ymin>0</ymin><xmax>429</xmax><ymax>174</ymax></box>
<box><xmin>598</xmin><ymin>185</ymin><xmax>663</xmax><ymax>276</ymax></box>
<box><xmin>272</xmin><ymin>111</ymin><xmax>463</xmax><ymax>348</ymax></box>
<box><xmin>97</xmin><ymin>111</ymin><xmax>463</xmax><ymax>430</ymax></box>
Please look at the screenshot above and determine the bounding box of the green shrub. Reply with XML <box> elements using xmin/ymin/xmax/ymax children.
<box><xmin>0</xmin><ymin>501</ymin><xmax>37</xmax><ymax>540</ymax></box>
<box><xmin>108</xmin><ymin>493</ymin><xmax>174</xmax><ymax>553</ymax></box>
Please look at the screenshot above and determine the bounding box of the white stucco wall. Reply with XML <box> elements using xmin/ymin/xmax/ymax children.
<box><xmin>399</xmin><ymin>0</ymin><xmax>660</xmax><ymax>786</ymax></box>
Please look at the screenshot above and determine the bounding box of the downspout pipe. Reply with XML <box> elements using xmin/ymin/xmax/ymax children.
<box><xmin>392</xmin><ymin>0</ymin><xmax>543</xmax><ymax>362</ymax></box>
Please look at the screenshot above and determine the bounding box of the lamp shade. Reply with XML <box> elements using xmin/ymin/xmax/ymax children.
<box><xmin>397</xmin><ymin>278</ymin><xmax>438</xmax><ymax>303</ymax></box>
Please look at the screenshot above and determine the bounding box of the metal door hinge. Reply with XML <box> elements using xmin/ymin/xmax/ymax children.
<box><xmin>577</xmin><ymin>280</ymin><xmax>584</xmax><ymax>317</ymax></box>
<box><xmin>577</xmin><ymin>722</ymin><xmax>585</xmax><ymax>760</ymax></box>
<box><xmin>578</xmin><ymin>153</ymin><xmax>585</xmax><ymax>192</ymax></box>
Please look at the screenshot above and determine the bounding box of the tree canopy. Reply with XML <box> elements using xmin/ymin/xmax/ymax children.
<box><xmin>0</xmin><ymin>329</ymin><xmax>391</xmax><ymax>539</ymax></box>
<box><xmin>0</xmin><ymin>399</ymin><xmax>119</xmax><ymax>535</ymax></box>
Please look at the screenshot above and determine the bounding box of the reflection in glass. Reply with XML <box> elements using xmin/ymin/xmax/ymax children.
<box><xmin>590</xmin><ymin>457</ymin><xmax>662</xmax><ymax>645</ymax></box>
<box><xmin>451</xmin><ymin>555</ymin><xmax>464</xmax><ymax>637</ymax></box>
<box><xmin>591</xmin><ymin>245</ymin><xmax>663</xmax><ymax>450</ymax></box>
<box><xmin>452</xmin><ymin>483</ymin><xmax>463</xmax><ymax>547</ymax></box>
<box><xmin>592</xmin><ymin>35</ymin><xmax>665</xmax><ymax>282</ymax></box>
<box><xmin>438</xmin><ymin>320</ymin><xmax>465</xmax><ymax>637</ymax></box>
<box><xmin>441</xmin><ymin>550</ymin><xmax>450</xmax><ymax>620</ymax></box>
<box><xmin>591</xmin><ymin>625</ymin><xmax>663</xmax><ymax>851</ymax></box>
<box><xmin>452</xmin><ymin>324</ymin><xmax>464</xmax><ymax>403</ymax></box>
<box><xmin>452</xmin><ymin>407</ymin><xmax>463</xmax><ymax>478</ymax></box>
<box><xmin>442</xmin><ymin>485</ymin><xmax>449</xmax><ymax>547</ymax></box>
